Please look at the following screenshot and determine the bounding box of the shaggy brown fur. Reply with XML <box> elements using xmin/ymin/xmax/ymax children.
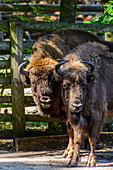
<box><xmin>26</xmin><ymin>58</ymin><xmax>58</xmax><ymax>75</ymax></box>
<box><xmin>30</xmin><ymin>29</ymin><xmax>113</xmax><ymax>63</ymax></box>
<box><xmin>19</xmin><ymin>29</ymin><xmax>113</xmax><ymax>165</ymax></box>
<box><xmin>56</xmin><ymin>41</ymin><xmax>113</xmax><ymax>167</ymax></box>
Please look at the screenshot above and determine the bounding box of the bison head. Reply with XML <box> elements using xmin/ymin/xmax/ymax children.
<box><xmin>55</xmin><ymin>59</ymin><xmax>95</xmax><ymax>124</ymax></box>
<box><xmin>19</xmin><ymin>58</ymin><xmax>61</xmax><ymax>115</ymax></box>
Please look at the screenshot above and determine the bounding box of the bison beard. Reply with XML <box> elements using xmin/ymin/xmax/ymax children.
<box><xmin>69</xmin><ymin>112</ymin><xmax>81</xmax><ymax>125</ymax></box>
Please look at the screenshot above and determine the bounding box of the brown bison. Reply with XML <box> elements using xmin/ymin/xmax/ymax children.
<box><xmin>55</xmin><ymin>41</ymin><xmax>113</xmax><ymax>167</ymax></box>
<box><xmin>19</xmin><ymin>28</ymin><xmax>113</xmax><ymax>159</ymax></box>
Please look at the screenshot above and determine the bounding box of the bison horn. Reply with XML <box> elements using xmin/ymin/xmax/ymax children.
<box><xmin>82</xmin><ymin>61</ymin><xmax>95</xmax><ymax>72</ymax></box>
<box><xmin>55</xmin><ymin>60</ymin><xmax>68</xmax><ymax>76</ymax></box>
<box><xmin>18</xmin><ymin>61</ymin><xmax>29</xmax><ymax>76</ymax></box>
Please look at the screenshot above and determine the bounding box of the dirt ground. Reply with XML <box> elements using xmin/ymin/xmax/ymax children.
<box><xmin>0</xmin><ymin>142</ymin><xmax>113</xmax><ymax>170</ymax></box>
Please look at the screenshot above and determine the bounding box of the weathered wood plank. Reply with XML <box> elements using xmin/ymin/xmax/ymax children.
<box><xmin>0</xmin><ymin>20</ymin><xmax>113</xmax><ymax>33</ymax></box>
<box><xmin>0</xmin><ymin>96</ymin><xmax>34</xmax><ymax>103</ymax></box>
<box><xmin>0</xmin><ymin>4</ymin><xmax>59</xmax><ymax>12</ymax></box>
<box><xmin>15</xmin><ymin>132</ymin><xmax>113</xmax><ymax>151</ymax></box>
<box><xmin>1</xmin><ymin>0</ymin><xmax>59</xmax><ymax>2</ymax></box>
<box><xmin>0</xmin><ymin>96</ymin><xmax>11</xmax><ymax>103</ymax></box>
<box><xmin>0</xmin><ymin>130</ymin><xmax>13</xmax><ymax>139</ymax></box>
<box><xmin>0</xmin><ymin>20</ymin><xmax>8</xmax><ymax>30</ymax></box>
<box><xmin>10</xmin><ymin>21</ymin><xmax>25</xmax><ymax>139</ymax></box>
<box><xmin>0</xmin><ymin>0</ymin><xmax>3</xmax><ymax>41</ymax></box>
<box><xmin>15</xmin><ymin>134</ymin><xmax>69</xmax><ymax>151</ymax></box>
<box><xmin>0</xmin><ymin>4</ymin><xmax>103</xmax><ymax>12</ymax></box>
<box><xmin>0</xmin><ymin>77</ymin><xmax>10</xmax><ymax>85</ymax></box>
<box><xmin>25</xmin><ymin>114</ymin><xmax>57</xmax><ymax>122</ymax></box>
<box><xmin>0</xmin><ymin>114</ymin><xmax>12</xmax><ymax>121</ymax></box>
<box><xmin>0</xmin><ymin>60</ymin><xmax>10</xmax><ymax>68</ymax></box>
<box><xmin>0</xmin><ymin>130</ymin><xmax>57</xmax><ymax>139</ymax></box>
<box><xmin>23</xmin><ymin>21</ymin><xmax>113</xmax><ymax>32</ymax></box>
<box><xmin>0</xmin><ymin>41</ymin><xmax>9</xmax><ymax>51</ymax></box>
<box><xmin>104</xmin><ymin>117</ymin><xmax>113</xmax><ymax>124</ymax></box>
<box><xmin>0</xmin><ymin>114</ymin><xmax>54</xmax><ymax>122</ymax></box>
<box><xmin>0</xmin><ymin>112</ymin><xmax>112</xmax><ymax>123</ymax></box>
<box><xmin>78</xmin><ymin>4</ymin><xmax>103</xmax><ymax>12</ymax></box>
<box><xmin>0</xmin><ymin>41</ymin><xmax>35</xmax><ymax>53</ymax></box>
<box><xmin>23</xmin><ymin>41</ymin><xmax>35</xmax><ymax>50</ymax></box>
<box><xmin>24</xmin><ymin>96</ymin><xmax>34</xmax><ymax>103</ymax></box>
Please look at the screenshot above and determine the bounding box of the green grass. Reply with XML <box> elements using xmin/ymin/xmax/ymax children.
<box><xmin>0</xmin><ymin>121</ymin><xmax>48</xmax><ymax>131</ymax></box>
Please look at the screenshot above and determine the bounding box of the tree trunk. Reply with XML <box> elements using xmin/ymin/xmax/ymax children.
<box><xmin>59</xmin><ymin>0</ymin><xmax>77</xmax><ymax>23</ymax></box>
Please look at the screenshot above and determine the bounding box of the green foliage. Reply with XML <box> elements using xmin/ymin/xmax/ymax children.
<box><xmin>2</xmin><ymin>0</ymin><xmax>54</xmax><ymax>22</ymax></box>
<box><xmin>84</xmin><ymin>1</ymin><xmax>113</xmax><ymax>35</ymax></box>
<box><xmin>0</xmin><ymin>28</ymin><xmax>8</xmax><ymax>32</ymax></box>
<box><xmin>2</xmin><ymin>0</ymin><xmax>19</xmax><ymax>2</ymax></box>
<box><xmin>0</xmin><ymin>103</ymin><xmax>11</xmax><ymax>108</ymax></box>
<box><xmin>26</xmin><ymin>122</ymin><xmax>47</xmax><ymax>131</ymax></box>
<box><xmin>24</xmin><ymin>48</ymin><xmax>32</xmax><ymax>54</ymax></box>
<box><xmin>48</xmin><ymin>122</ymin><xmax>67</xmax><ymax>134</ymax></box>
<box><xmin>0</xmin><ymin>57</ymin><xmax>10</xmax><ymax>78</ymax></box>
<box><xmin>84</xmin><ymin>1</ymin><xmax>113</xmax><ymax>24</ymax></box>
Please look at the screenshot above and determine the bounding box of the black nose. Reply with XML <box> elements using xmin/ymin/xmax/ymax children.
<box><xmin>39</xmin><ymin>95</ymin><xmax>51</xmax><ymax>102</ymax></box>
<box><xmin>71</xmin><ymin>103</ymin><xmax>83</xmax><ymax>112</ymax></box>
<box><xmin>39</xmin><ymin>95</ymin><xmax>53</xmax><ymax>109</ymax></box>
<box><xmin>41</xmin><ymin>96</ymin><xmax>50</xmax><ymax>100</ymax></box>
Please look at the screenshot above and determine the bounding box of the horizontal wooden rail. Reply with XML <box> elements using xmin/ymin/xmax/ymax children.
<box><xmin>1</xmin><ymin>12</ymin><xmax>97</xmax><ymax>20</ymax></box>
<box><xmin>0</xmin><ymin>41</ymin><xmax>9</xmax><ymax>51</ymax></box>
<box><xmin>0</xmin><ymin>114</ymin><xmax>12</xmax><ymax>121</ymax></box>
<box><xmin>0</xmin><ymin>114</ymin><xmax>55</xmax><ymax>122</ymax></box>
<box><xmin>1</xmin><ymin>21</ymin><xmax>113</xmax><ymax>33</ymax></box>
<box><xmin>0</xmin><ymin>4</ymin><xmax>103</xmax><ymax>12</ymax></box>
<box><xmin>0</xmin><ymin>40</ymin><xmax>35</xmax><ymax>54</ymax></box>
<box><xmin>22</xmin><ymin>22</ymin><xmax>113</xmax><ymax>32</ymax></box>
<box><xmin>0</xmin><ymin>4</ymin><xmax>60</xmax><ymax>12</ymax></box>
<box><xmin>0</xmin><ymin>96</ymin><xmax>11</xmax><ymax>103</ymax></box>
<box><xmin>0</xmin><ymin>113</ymin><xmax>112</xmax><ymax>123</ymax></box>
<box><xmin>1</xmin><ymin>0</ymin><xmax>59</xmax><ymax>3</ymax></box>
<box><xmin>0</xmin><ymin>77</ymin><xmax>10</xmax><ymax>85</ymax></box>
<box><xmin>0</xmin><ymin>21</ymin><xmax>8</xmax><ymax>30</ymax></box>
<box><xmin>0</xmin><ymin>96</ymin><xmax>34</xmax><ymax>103</ymax></box>
<box><xmin>0</xmin><ymin>60</ymin><xmax>10</xmax><ymax>68</ymax></box>
<box><xmin>77</xmin><ymin>4</ymin><xmax>103</xmax><ymax>12</ymax></box>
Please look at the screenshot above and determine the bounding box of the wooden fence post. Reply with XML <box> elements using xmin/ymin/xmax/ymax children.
<box><xmin>59</xmin><ymin>0</ymin><xmax>77</xmax><ymax>23</ymax></box>
<box><xmin>0</xmin><ymin>0</ymin><xmax>3</xmax><ymax>41</ymax></box>
<box><xmin>10</xmin><ymin>21</ymin><xmax>25</xmax><ymax>144</ymax></box>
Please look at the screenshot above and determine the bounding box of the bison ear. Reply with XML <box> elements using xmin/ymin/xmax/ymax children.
<box><xmin>87</xmin><ymin>74</ymin><xmax>95</xmax><ymax>83</ymax></box>
<box><xmin>20</xmin><ymin>75</ymin><xmax>31</xmax><ymax>86</ymax></box>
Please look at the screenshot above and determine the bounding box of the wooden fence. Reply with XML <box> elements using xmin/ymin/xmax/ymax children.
<box><xmin>0</xmin><ymin>1</ymin><xmax>113</xmax><ymax>142</ymax></box>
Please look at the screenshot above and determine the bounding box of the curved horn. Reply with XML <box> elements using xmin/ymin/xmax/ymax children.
<box><xmin>55</xmin><ymin>60</ymin><xmax>68</xmax><ymax>76</ymax></box>
<box><xmin>18</xmin><ymin>61</ymin><xmax>29</xmax><ymax>76</ymax></box>
<box><xmin>82</xmin><ymin>61</ymin><xmax>95</xmax><ymax>72</ymax></box>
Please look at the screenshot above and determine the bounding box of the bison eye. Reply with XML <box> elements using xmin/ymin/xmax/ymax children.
<box><xmin>63</xmin><ymin>82</ymin><xmax>71</xmax><ymax>90</ymax></box>
<box><xmin>79</xmin><ymin>78</ymin><xmax>87</xmax><ymax>87</ymax></box>
<box><xmin>87</xmin><ymin>75</ymin><xmax>95</xmax><ymax>83</ymax></box>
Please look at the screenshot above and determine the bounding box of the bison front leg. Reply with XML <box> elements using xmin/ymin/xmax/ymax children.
<box><xmin>87</xmin><ymin>140</ymin><xmax>96</xmax><ymax>167</ymax></box>
<box><xmin>87</xmin><ymin>120</ymin><xmax>103</xmax><ymax>167</ymax></box>
<box><xmin>63</xmin><ymin>121</ymin><xmax>74</xmax><ymax>158</ymax></box>
<box><xmin>68</xmin><ymin>127</ymin><xmax>83</xmax><ymax>167</ymax></box>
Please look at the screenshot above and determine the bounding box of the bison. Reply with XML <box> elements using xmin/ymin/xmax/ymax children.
<box><xmin>19</xmin><ymin>28</ymin><xmax>113</xmax><ymax>160</ymax></box>
<box><xmin>55</xmin><ymin>41</ymin><xmax>113</xmax><ymax>167</ymax></box>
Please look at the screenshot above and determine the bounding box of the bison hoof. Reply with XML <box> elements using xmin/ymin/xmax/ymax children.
<box><xmin>62</xmin><ymin>150</ymin><xmax>68</xmax><ymax>158</ymax></box>
<box><xmin>62</xmin><ymin>149</ymin><xmax>73</xmax><ymax>158</ymax></box>
<box><xmin>87</xmin><ymin>156</ymin><xmax>96</xmax><ymax>167</ymax></box>
<box><xmin>67</xmin><ymin>160</ymin><xmax>78</xmax><ymax>167</ymax></box>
